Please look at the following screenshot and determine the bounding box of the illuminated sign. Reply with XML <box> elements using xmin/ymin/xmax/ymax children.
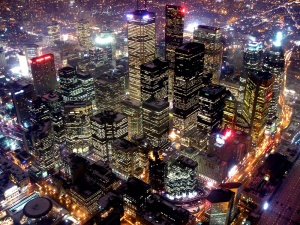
<box><xmin>30</xmin><ymin>55</ymin><xmax>52</xmax><ymax>64</ymax></box>
<box><xmin>14</xmin><ymin>90</ymin><xmax>24</xmax><ymax>95</ymax></box>
<box><xmin>4</xmin><ymin>185</ymin><xmax>18</xmax><ymax>198</ymax></box>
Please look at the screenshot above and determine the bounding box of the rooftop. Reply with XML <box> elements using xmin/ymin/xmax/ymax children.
<box><xmin>206</xmin><ymin>189</ymin><xmax>234</xmax><ymax>203</ymax></box>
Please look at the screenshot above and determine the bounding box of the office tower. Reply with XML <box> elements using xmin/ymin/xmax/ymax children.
<box><xmin>194</xmin><ymin>25</ymin><xmax>222</xmax><ymax>84</ymax></box>
<box><xmin>121</xmin><ymin>99</ymin><xmax>143</xmax><ymax>139</ymax></box>
<box><xmin>47</xmin><ymin>21</ymin><xmax>60</xmax><ymax>45</ymax></box>
<box><xmin>76</xmin><ymin>71</ymin><xmax>95</xmax><ymax>101</ymax></box>
<box><xmin>94</xmin><ymin>73</ymin><xmax>125</xmax><ymax>113</ymax></box>
<box><xmin>91</xmin><ymin>111</ymin><xmax>128</xmax><ymax>161</ymax></box>
<box><xmin>89</xmin><ymin>48</ymin><xmax>105</xmax><ymax>67</ymax></box>
<box><xmin>11</xmin><ymin>83</ymin><xmax>35</xmax><ymax>126</ymax></box>
<box><xmin>59</xmin><ymin>66</ymin><xmax>83</xmax><ymax>102</ymax></box>
<box><xmin>127</xmin><ymin>10</ymin><xmax>156</xmax><ymax>102</ymax></box>
<box><xmin>142</xmin><ymin>99</ymin><xmax>169</xmax><ymax>148</ymax></box>
<box><xmin>220</xmin><ymin>183</ymin><xmax>242</xmax><ymax>221</ymax></box>
<box><xmin>41</xmin><ymin>91</ymin><xmax>64</xmax><ymax>147</ymax></box>
<box><xmin>264</xmin><ymin>43</ymin><xmax>284</xmax><ymax>132</ymax></box>
<box><xmin>198</xmin><ymin>84</ymin><xmax>227</xmax><ymax>135</ymax></box>
<box><xmin>205</xmin><ymin>189</ymin><xmax>234</xmax><ymax>225</ymax></box>
<box><xmin>29</xmin><ymin>96</ymin><xmax>51</xmax><ymax>125</ymax></box>
<box><xmin>242</xmin><ymin>70</ymin><xmax>274</xmax><ymax>146</ymax></box>
<box><xmin>165</xmin><ymin>5</ymin><xmax>185</xmax><ymax>101</ymax></box>
<box><xmin>173</xmin><ymin>42</ymin><xmax>205</xmax><ymax>134</ymax></box>
<box><xmin>94</xmin><ymin>30</ymin><xmax>115</xmax><ymax>66</ymax></box>
<box><xmin>222</xmin><ymin>91</ymin><xmax>237</xmax><ymax>129</ymax></box>
<box><xmin>141</xmin><ymin>59</ymin><xmax>168</xmax><ymax>102</ymax></box>
<box><xmin>166</xmin><ymin>155</ymin><xmax>198</xmax><ymax>200</ymax></box>
<box><xmin>23</xmin><ymin>44</ymin><xmax>41</xmax><ymax>60</ymax></box>
<box><xmin>77</xmin><ymin>19</ymin><xmax>93</xmax><ymax>50</ymax></box>
<box><xmin>64</xmin><ymin>101</ymin><xmax>93</xmax><ymax>154</ymax></box>
<box><xmin>149</xmin><ymin>149</ymin><xmax>166</xmax><ymax>193</ymax></box>
<box><xmin>31</xmin><ymin>121</ymin><xmax>57</xmax><ymax>175</ymax></box>
<box><xmin>238</xmin><ymin>42</ymin><xmax>263</xmax><ymax>110</ymax></box>
<box><xmin>165</xmin><ymin>5</ymin><xmax>185</xmax><ymax>69</ymax></box>
<box><xmin>30</xmin><ymin>54</ymin><xmax>57</xmax><ymax>95</ymax></box>
<box><xmin>111</xmin><ymin>138</ymin><xmax>149</xmax><ymax>181</ymax></box>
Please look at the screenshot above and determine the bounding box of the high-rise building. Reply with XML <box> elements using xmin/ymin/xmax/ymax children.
<box><xmin>64</xmin><ymin>101</ymin><xmax>93</xmax><ymax>154</ymax></box>
<box><xmin>166</xmin><ymin>155</ymin><xmax>198</xmax><ymax>200</ymax></box>
<box><xmin>140</xmin><ymin>58</ymin><xmax>168</xmax><ymax>101</ymax></box>
<box><xmin>29</xmin><ymin>96</ymin><xmax>51</xmax><ymax>125</ymax></box>
<box><xmin>127</xmin><ymin>10</ymin><xmax>156</xmax><ymax>102</ymax></box>
<box><xmin>94</xmin><ymin>30</ymin><xmax>115</xmax><ymax>66</ymax></box>
<box><xmin>142</xmin><ymin>99</ymin><xmax>169</xmax><ymax>148</ymax></box>
<box><xmin>205</xmin><ymin>189</ymin><xmax>234</xmax><ymax>225</ymax></box>
<box><xmin>47</xmin><ymin>21</ymin><xmax>60</xmax><ymax>45</ymax></box>
<box><xmin>76</xmin><ymin>71</ymin><xmax>95</xmax><ymax>102</ymax></box>
<box><xmin>0</xmin><ymin>48</ymin><xmax>7</xmax><ymax>68</ymax></box>
<box><xmin>198</xmin><ymin>84</ymin><xmax>227</xmax><ymax>135</ymax></box>
<box><xmin>94</xmin><ymin>72</ymin><xmax>126</xmax><ymax>113</ymax></box>
<box><xmin>11</xmin><ymin>83</ymin><xmax>35</xmax><ymax>126</ymax></box>
<box><xmin>76</xmin><ymin>19</ymin><xmax>93</xmax><ymax>50</ymax></box>
<box><xmin>30</xmin><ymin>54</ymin><xmax>57</xmax><ymax>95</ymax></box>
<box><xmin>194</xmin><ymin>25</ymin><xmax>222</xmax><ymax>84</ymax></box>
<box><xmin>222</xmin><ymin>91</ymin><xmax>237</xmax><ymax>129</ymax></box>
<box><xmin>149</xmin><ymin>149</ymin><xmax>166</xmax><ymax>193</ymax></box>
<box><xmin>173</xmin><ymin>42</ymin><xmax>205</xmax><ymax>134</ymax></box>
<box><xmin>91</xmin><ymin>111</ymin><xmax>128</xmax><ymax>162</ymax></box>
<box><xmin>242</xmin><ymin>70</ymin><xmax>274</xmax><ymax>146</ymax></box>
<box><xmin>165</xmin><ymin>5</ymin><xmax>185</xmax><ymax>69</ymax></box>
<box><xmin>23</xmin><ymin>44</ymin><xmax>41</xmax><ymax>72</ymax></box>
<box><xmin>238</xmin><ymin>42</ymin><xmax>263</xmax><ymax>110</ymax></box>
<box><xmin>165</xmin><ymin>5</ymin><xmax>185</xmax><ymax>102</ymax></box>
<box><xmin>264</xmin><ymin>44</ymin><xmax>284</xmax><ymax>132</ymax></box>
<box><xmin>31</xmin><ymin>121</ymin><xmax>58</xmax><ymax>175</ymax></box>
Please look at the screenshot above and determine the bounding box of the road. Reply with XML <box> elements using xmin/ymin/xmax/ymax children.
<box><xmin>258</xmin><ymin>158</ymin><xmax>300</xmax><ymax>225</ymax></box>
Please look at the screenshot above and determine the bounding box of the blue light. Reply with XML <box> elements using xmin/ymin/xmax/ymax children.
<box><xmin>143</xmin><ymin>14</ymin><xmax>150</xmax><ymax>20</ymax></box>
<box><xmin>126</xmin><ymin>14</ymin><xmax>133</xmax><ymax>20</ymax></box>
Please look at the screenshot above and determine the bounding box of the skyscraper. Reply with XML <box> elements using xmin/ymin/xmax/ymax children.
<box><xmin>198</xmin><ymin>84</ymin><xmax>227</xmax><ymax>134</ymax></box>
<box><xmin>127</xmin><ymin>10</ymin><xmax>156</xmax><ymax>102</ymax></box>
<box><xmin>47</xmin><ymin>21</ymin><xmax>60</xmax><ymax>45</ymax></box>
<box><xmin>149</xmin><ymin>149</ymin><xmax>166</xmax><ymax>193</ymax></box>
<box><xmin>165</xmin><ymin>5</ymin><xmax>185</xmax><ymax>69</ymax></box>
<box><xmin>264</xmin><ymin>43</ymin><xmax>284</xmax><ymax>132</ymax></box>
<box><xmin>64</xmin><ymin>101</ymin><xmax>93</xmax><ymax>154</ymax></box>
<box><xmin>30</xmin><ymin>54</ymin><xmax>57</xmax><ymax>95</ymax></box>
<box><xmin>173</xmin><ymin>42</ymin><xmax>205</xmax><ymax>134</ymax></box>
<box><xmin>194</xmin><ymin>25</ymin><xmax>222</xmax><ymax>84</ymax></box>
<box><xmin>142</xmin><ymin>99</ymin><xmax>169</xmax><ymax>148</ymax></box>
<box><xmin>140</xmin><ymin>58</ymin><xmax>168</xmax><ymax>101</ymax></box>
<box><xmin>165</xmin><ymin>5</ymin><xmax>185</xmax><ymax>102</ymax></box>
<box><xmin>94</xmin><ymin>30</ymin><xmax>115</xmax><ymax>66</ymax></box>
<box><xmin>76</xmin><ymin>19</ymin><xmax>93</xmax><ymax>50</ymax></box>
<box><xmin>91</xmin><ymin>111</ymin><xmax>128</xmax><ymax>162</ymax></box>
<box><xmin>242</xmin><ymin>70</ymin><xmax>274</xmax><ymax>146</ymax></box>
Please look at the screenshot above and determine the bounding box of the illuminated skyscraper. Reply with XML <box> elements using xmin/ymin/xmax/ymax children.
<box><xmin>165</xmin><ymin>5</ymin><xmax>185</xmax><ymax>69</ymax></box>
<box><xmin>165</xmin><ymin>5</ymin><xmax>185</xmax><ymax>102</ymax></box>
<box><xmin>242</xmin><ymin>70</ymin><xmax>274</xmax><ymax>146</ymax></box>
<box><xmin>173</xmin><ymin>42</ymin><xmax>204</xmax><ymax>134</ymax></box>
<box><xmin>23</xmin><ymin>44</ymin><xmax>41</xmax><ymax>70</ymax></box>
<box><xmin>30</xmin><ymin>54</ymin><xmax>57</xmax><ymax>95</ymax></box>
<box><xmin>142</xmin><ymin>99</ymin><xmax>169</xmax><ymax>148</ymax></box>
<box><xmin>149</xmin><ymin>149</ymin><xmax>166</xmax><ymax>193</ymax></box>
<box><xmin>127</xmin><ymin>10</ymin><xmax>156</xmax><ymax>102</ymax></box>
<box><xmin>140</xmin><ymin>58</ymin><xmax>168</xmax><ymax>101</ymax></box>
<box><xmin>31</xmin><ymin>121</ymin><xmax>58</xmax><ymax>174</ymax></box>
<box><xmin>198</xmin><ymin>84</ymin><xmax>227</xmax><ymax>135</ymax></box>
<box><xmin>94</xmin><ymin>72</ymin><xmax>126</xmax><ymax>113</ymax></box>
<box><xmin>238</xmin><ymin>42</ymin><xmax>263</xmax><ymax>111</ymax></box>
<box><xmin>194</xmin><ymin>25</ymin><xmax>222</xmax><ymax>84</ymax></box>
<box><xmin>47</xmin><ymin>21</ymin><xmax>60</xmax><ymax>45</ymax></box>
<box><xmin>94</xmin><ymin>30</ymin><xmax>115</xmax><ymax>66</ymax></box>
<box><xmin>76</xmin><ymin>19</ymin><xmax>93</xmax><ymax>50</ymax></box>
<box><xmin>264</xmin><ymin>39</ymin><xmax>284</xmax><ymax>132</ymax></box>
<box><xmin>64</xmin><ymin>101</ymin><xmax>93</xmax><ymax>154</ymax></box>
<box><xmin>222</xmin><ymin>92</ymin><xmax>237</xmax><ymax>129</ymax></box>
<box><xmin>91</xmin><ymin>111</ymin><xmax>128</xmax><ymax>161</ymax></box>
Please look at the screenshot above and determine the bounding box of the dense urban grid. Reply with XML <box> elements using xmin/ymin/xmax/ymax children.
<box><xmin>0</xmin><ymin>0</ymin><xmax>299</xmax><ymax>224</ymax></box>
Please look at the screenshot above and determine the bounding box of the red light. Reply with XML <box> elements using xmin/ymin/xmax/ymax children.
<box><xmin>224</xmin><ymin>130</ymin><xmax>232</xmax><ymax>139</ymax></box>
<box><xmin>45</xmin><ymin>56</ymin><xmax>51</xmax><ymax>60</ymax></box>
<box><xmin>181</xmin><ymin>8</ymin><xmax>185</xmax><ymax>13</ymax></box>
<box><xmin>36</xmin><ymin>58</ymin><xmax>44</xmax><ymax>62</ymax></box>
<box><xmin>29</xmin><ymin>60</ymin><xmax>32</xmax><ymax>64</ymax></box>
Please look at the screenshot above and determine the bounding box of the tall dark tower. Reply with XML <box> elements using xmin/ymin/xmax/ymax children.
<box><xmin>165</xmin><ymin>5</ymin><xmax>185</xmax><ymax>102</ymax></box>
<box><xmin>30</xmin><ymin>54</ymin><xmax>57</xmax><ymax>95</ymax></box>
<box><xmin>149</xmin><ymin>149</ymin><xmax>166</xmax><ymax>194</ymax></box>
<box><xmin>173</xmin><ymin>42</ymin><xmax>204</xmax><ymax>134</ymax></box>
